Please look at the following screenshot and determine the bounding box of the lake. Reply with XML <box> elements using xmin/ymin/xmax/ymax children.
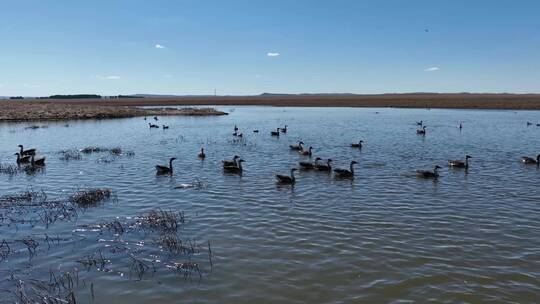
<box><xmin>0</xmin><ymin>106</ymin><xmax>539</xmax><ymax>303</ymax></box>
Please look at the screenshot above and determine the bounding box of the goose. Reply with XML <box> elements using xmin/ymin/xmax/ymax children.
<box><xmin>316</xmin><ymin>159</ymin><xmax>333</xmax><ymax>171</ymax></box>
<box><xmin>156</xmin><ymin>157</ymin><xmax>176</xmax><ymax>175</ymax></box>
<box><xmin>222</xmin><ymin>155</ymin><xmax>240</xmax><ymax>167</ymax></box>
<box><xmin>449</xmin><ymin>155</ymin><xmax>472</xmax><ymax>168</ymax></box>
<box><xmin>31</xmin><ymin>155</ymin><xmax>46</xmax><ymax>167</ymax></box>
<box><xmin>14</xmin><ymin>153</ymin><xmax>31</xmax><ymax>164</ymax></box>
<box><xmin>253</xmin><ymin>130</ymin><xmax>259</xmax><ymax>133</ymax></box>
<box><xmin>289</xmin><ymin>141</ymin><xmax>304</xmax><ymax>151</ymax></box>
<box><xmin>299</xmin><ymin>157</ymin><xmax>321</xmax><ymax>170</ymax></box>
<box><xmin>144</xmin><ymin>117</ymin><xmax>147</xmax><ymax>120</ymax></box>
<box><xmin>223</xmin><ymin>159</ymin><xmax>244</xmax><ymax>174</ymax></box>
<box><xmin>526</xmin><ymin>121</ymin><xmax>532</xmax><ymax>126</ymax></box>
<box><xmin>153</xmin><ymin>116</ymin><xmax>158</xmax><ymax>121</ymax></box>
<box><xmin>416</xmin><ymin>120</ymin><xmax>423</xmax><ymax>126</ymax></box>
<box><xmin>162</xmin><ymin>125</ymin><xmax>169</xmax><ymax>129</ymax></box>
<box><xmin>276</xmin><ymin>168</ymin><xmax>297</xmax><ymax>184</ymax></box>
<box><xmin>234</xmin><ymin>125</ymin><xmax>238</xmax><ymax>132</ymax></box>
<box><xmin>280</xmin><ymin>125</ymin><xmax>288</xmax><ymax>133</ymax></box>
<box><xmin>416</xmin><ymin>165</ymin><xmax>441</xmax><ymax>178</ymax></box>
<box><xmin>417</xmin><ymin>126</ymin><xmax>427</xmax><ymax>135</ymax></box>
<box><xmin>18</xmin><ymin>145</ymin><xmax>36</xmax><ymax>156</ymax></box>
<box><xmin>198</xmin><ymin>148</ymin><xmax>206</xmax><ymax>159</ymax></box>
<box><xmin>334</xmin><ymin>161</ymin><xmax>358</xmax><ymax>179</ymax></box>
<box><xmin>537</xmin><ymin>124</ymin><xmax>540</xmax><ymax>127</ymax></box>
<box><xmin>271</xmin><ymin>128</ymin><xmax>280</xmax><ymax>136</ymax></box>
<box><xmin>521</xmin><ymin>154</ymin><xmax>540</xmax><ymax>165</ymax></box>
<box><xmin>351</xmin><ymin>140</ymin><xmax>364</xmax><ymax>149</ymax></box>
<box><xmin>148</xmin><ymin>123</ymin><xmax>159</xmax><ymax>128</ymax></box>
<box><xmin>237</xmin><ymin>133</ymin><xmax>243</xmax><ymax>138</ymax></box>
<box><xmin>233</xmin><ymin>131</ymin><xmax>238</xmax><ymax>136</ymax></box>
<box><xmin>299</xmin><ymin>146</ymin><xmax>313</xmax><ymax>156</ymax></box>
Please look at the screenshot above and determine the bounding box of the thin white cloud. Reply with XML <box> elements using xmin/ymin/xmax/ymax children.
<box><xmin>23</xmin><ymin>83</ymin><xmax>41</xmax><ymax>88</ymax></box>
<box><xmin>155</xmin><ymin>44</ymin><xmax>165</xmax><ymax>49</ymax></box>
<box><xmin>424</xmin><ymin>66</ymin><xmax>440</xmax><ymax>72</ymax></box>
<box><xmin>95</xmin><ymin>75</ymin><xmax>121</xmax><ymax>80</ymax></box>
<box><xmin>267</xmin><ymin>52</ymin><xmax>280</xmax><ymax>57</ymax></box>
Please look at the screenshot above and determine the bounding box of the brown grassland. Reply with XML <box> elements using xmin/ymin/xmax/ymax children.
<box><xmin>2</xmin><ymin>93</ymin><xmax>540</xmax><ymax>121</ymax></box>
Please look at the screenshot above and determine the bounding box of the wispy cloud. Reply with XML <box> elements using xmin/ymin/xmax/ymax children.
<box><xmin>267</xmin><ymin>52</ymin><xmax>280</xmax><ymax>57</ymax></box>
<box><xmin>424</xmin><ymin>66</ymin><xmax>440</xmax><ymax>72</ymax></box>
<box><xmin>23</xmin><ymin>83</ymin><xmax>41</xmax><ymax>88</ymax></box>
<box><xmin>95</xmin><ymin>75</ymin><xmax>121</xmax><ymax>80</ymax></box>
<box><xmin>155</xmin><ymin>44</ymin><xmax>165</xmax><ymax>49</ymax></box>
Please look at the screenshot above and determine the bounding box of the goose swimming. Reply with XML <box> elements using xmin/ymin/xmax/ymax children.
<box><xmin>416</xmin><ymin>165</ymin><xmax>441</xmax><ymax>178</ymax></box>
<box><xmin>299</xmin><ymin>157</ymin><xmax>321</xmax><ymax>170</ymax></box>
<box><xmin>299</xmin><ymin>146</ymin><xmax>313</xmax><ymax>156</ymax></box>
<box><xmin>280</xmin><ymin>125</ymin><xmax>288</xmax><ymax>133</ymax></box>
<box><xmin>417</xmin><ymin>126</ymin><xmax>427</xmax><ymax>135</ymax></box>
<box><xmin>449</xmin><ymin>155</ymin><xmax>472</xmax><ymax>168</ymax></box>
<box><xmin>156</xmin><ymin>157</ymin><xmax>176</xmax><ymax>175</ymax></box>
<box><xmin>271</xmin><ymin>128</ymin><xmax>281</xmax><ymax>136</ymax></box>
<box><xmin>334</xmin><ymin>161</ymin><xmax>357</xmax><ymax>179</ymax></box>
<box><xmin>14</xmin><ymin>153</ymin><xmax>31</xmax><ymax>164</ymax></box>
<box><xmin>31</xmin><ymin>155</ymin><xmax>46</xmax><ymax>167</ymax></box>
<box><xmin>416</xmin><ymin>120</ymin><xmax>423</xmax><ymax>126</ymax></box>
<box><xmin>289</xmin><ymin>141</ymin><xmax>304</xmax><ymax>151</ymax></box>
<box><xmin>18</xmin><ymin>145</ymin><xmax>36</xmax><ymax>156</ymax></box>
<box><xmin>521</xmin><ymin>154</ymin><xmax>540</xmax><ymax>165</ymax></box>
<box><xmin>222</xmin><ymin>155</ymin><xmax>240</xmax><ymax>167</ymax></box>
<box><xmin>162</xmin><ymin>125</ymin><xmax>169</xmax><ymax>129</ymax></box>
<box><xmin>351</xmin><ymin>140</ymin><xmax>364</xmax><ymax>149</ymax></box>
<box><xmin>276</xmin><ymin>168</ymin><xmax>297</xmax><ymax>184</ymax></box>
<box><xmin>316</xmin><ymin>159</ymin><xmax>333</xmax><ymax>171</ymax></box>
<box><xmin>223</xmin><ymin>159</ymin><xmax>244</xmax><ymax>174</ymax></box>
<box><xmin>198</xmin><ymin>148</ymin><xmax>206</xmax><ymax>159</ymax></box>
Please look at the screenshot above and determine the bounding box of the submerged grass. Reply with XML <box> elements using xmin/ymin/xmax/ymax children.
<box><xmin>69</xmin><ymin>188</ymin><xmax>114</xmax><ymax>208</ymax></box>
<box><xmin>140</xmin><ymin>209</ymin><xmax>184</xmax><ymax>234</ymax></box>
<box><xmin>58</xmin><ymin>149</ymin><xmax>83</xmax><ymax>161</ymax></box>
<box><xmin>0</xmin><ymin>163</ymin><xmax>24</xmax><ymax>175</ymax></box>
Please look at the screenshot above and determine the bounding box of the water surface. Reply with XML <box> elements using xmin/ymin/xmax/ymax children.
<box><xmin>1</xmin><ymin>106</ymin><xmax>539</xmax><ymax>303</ymax></box>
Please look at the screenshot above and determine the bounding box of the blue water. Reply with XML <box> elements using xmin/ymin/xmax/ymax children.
<box><xmin>0</xmin><ymin>106</ymin><xmax>539</xmax><ymax>303</ymax></box>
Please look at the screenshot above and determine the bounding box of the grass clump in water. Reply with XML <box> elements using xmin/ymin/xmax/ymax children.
<box><xmin>58</xmin><ymin>149</ymin><xmax>83</xmax><ymax>161</ymax></box>
<box><xmin>80</xmin><ymin>146</ymin><xmax>109</xmax><ymax>154</ymax></box>
<box><xmin>140</xmin><ymin>209</ymin><xmax>184</xmax><ymax>234</ymax></box>
<box><xmin>0</xmin><ymin>163</ymin><xmax>23</xmax><ymax>175</ymax></box>
<box><xmin>69</xmin><ymin>188</ymin><xmax>114</xmax><ymax>208</ymax></box>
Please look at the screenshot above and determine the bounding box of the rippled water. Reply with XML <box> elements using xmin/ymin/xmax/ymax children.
<box><xmin>1</xmin><ymin>106</ymin><xmax>539</xmax><ymax>303</ymax></box>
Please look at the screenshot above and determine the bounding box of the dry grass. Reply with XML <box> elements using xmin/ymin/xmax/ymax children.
<box><xmin>0</xmin><ymin>100</ymin><xmax>227</xmax><ymax>122</ymax></box>
<box><xmin>11</xmin><ymin>93</ymin><xmax>540</xmax><ymax>110</ymax></box>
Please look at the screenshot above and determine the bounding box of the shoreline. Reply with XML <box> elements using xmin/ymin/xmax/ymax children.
<box><xmin>11</xmin><ymin>93</ymin><xmax>540</xmax><ymax>110</ymax></box>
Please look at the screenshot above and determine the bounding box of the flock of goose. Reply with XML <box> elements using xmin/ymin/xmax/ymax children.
<box><xmin>12</xmin><ymin>145</ymin><xmax>46</xmax><ymax>168</ymax></box>
<box><xmin>8</xmin><ymin>119</ymin><xmax>538</xmax><ymax>183</ymax></box>
<box><xmin>153</xmin><ymin>121</ymin><xmax>539</xmax><ymax>185</ymax></box>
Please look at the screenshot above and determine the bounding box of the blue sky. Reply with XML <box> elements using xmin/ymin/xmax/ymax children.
<box><xmin>0</xmin><ymin>0</ymin><xmax>539</xmax><ymax>96</ymax></box>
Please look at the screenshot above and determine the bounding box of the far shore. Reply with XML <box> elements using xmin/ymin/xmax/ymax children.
<box><xmin>2</xmin><ymin>93</ymin><xmax>540</xmax><ymax>122</ymax></box>
<box><xmin>13</xmin><ymin>93</ymin><xmax>540</xmax><ymax>110</ymax></box>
